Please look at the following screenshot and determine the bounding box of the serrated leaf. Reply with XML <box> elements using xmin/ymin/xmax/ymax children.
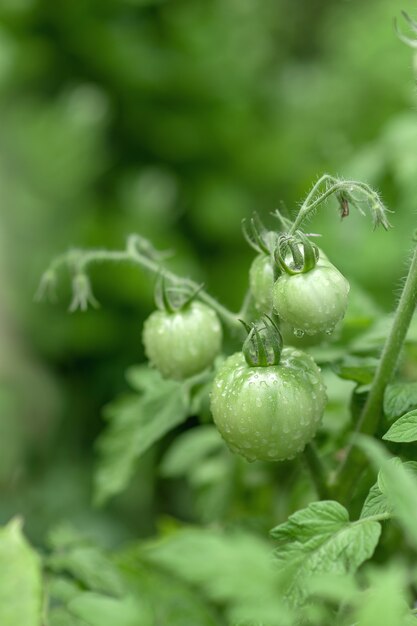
<box><xmin>47</xmin><ymin>545</ymin><xmax>125</xmax><ymax>597</ymax></box>
<box><xmin>117</xmin><ymin>555</ymin><xmax>220</xmax><ymax>626</ymax></box>
<box><xmin>0</xmin><ymin>518</ymin><xmax>43</xmax><ymax>626</ymax></box>
<box><xmin>383</xmin><ymin>410</ymin><xmax>417</xmax><ymax>442</ymax></box>
<box><xmin>125</xmin><ymin>365</ymin><xmax>162</xmax><ymax>393</ymax></box>
<box><xmin>146</xmin><ymin>528</ymin><xmax>295</xmax><ymax>626</ymax></box>
<box><xmin>333</xmin><ymin>356</ymin><xmax>378</xmax><ymax>384</ymax></box>
<box><xmin>160</xmin><ymin>426</ymin><xmax>223</xmax><ymax>478</ymax></box>
<box><xmin>384</xmin><ymin>383</ymin><xmax>417</xmax><ymax>420</ymax></box>
<box><xmin>360</xmin><ymin>483</ymin><xmax>392</xmax><ymax>519</ymax></box>
<box><xmin>357</xmin><ymin>437</ymin><xmax>417</xmax><ymax>549</ymax></box>
<box><xmin>270</xmin><ymin>501</ymin><xmax>381</xmax><ymax>604</ymax></box>
<box><xmin>95</xmin><ymin>367</ymin><xmax>189</xmax><ymax>504</ymax></box>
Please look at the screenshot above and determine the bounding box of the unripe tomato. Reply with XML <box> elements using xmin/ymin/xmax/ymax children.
<box><xmin>273</xmin><ymin>259</ymin><xmax>349</xmax><ymax>336</ymax></box>
<box><xmin>280</xmin><ymin>320</ymin><xmax>330</xmax><ymax>347</ymax></box>
<box><xmin>249</xmin><ymin>254</ymin><xmax>274</xmax><ymax>314</ymax></box>
<box><xmin>143</xmin><ymin>301</ymin><xmax>222</xmax><ymax>380</ymax></box>
<box><xmin>210</xmin><ymin>348</ymin><xmax>326</xmax><ymax>462</ymax></box>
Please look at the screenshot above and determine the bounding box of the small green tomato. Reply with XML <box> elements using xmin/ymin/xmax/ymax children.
<box><xmin>210</xmin><ymin>347</ymin><xmax>326</xmax><ymax>462</ymax></box>
<box><xmin>273</xmin><ymin>259</ymin><xmax>349</xmax><ymax>336</ymax></box>
<box><xmin>143</xmin><ymin>301</ymin><xmax>222</xmax><ymax>380</ymax></box>
<box><xmin>249</xmin><ymin>254</ymin><xmax>274</xmax><ymax>314</ymax></box>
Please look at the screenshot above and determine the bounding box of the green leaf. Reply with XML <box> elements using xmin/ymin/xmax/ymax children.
<box><xmin>0</xmin><ymin>518</ymin><xmax>43</xmax><ymax>626</ymax></box>
<box><xmin>47</xmin><ymin>545</ymin><xmax>125</xmax><ymax>597</ymax></box>
<box><xmin>67</xmin><ymin>593</ymin><xmax>150</xmax><ymax>626</ymax></box>
<box><xmin>95</xmin><ymin>366</ymin><xmax>189</xmax><ymax>504</ymax></box>
<box><xmin>383</xmin><ymin>410</ymin><xmax>417</xmax><ymax>442</ymax></box>
<box><xmin>333</xmin><ymin>356</ymin><xmax>378</xmax><ymax>384</ymax></box>
<box><xmin>146</xmin><ymin>527</ymin><xmax>295</xmax><ymax>626</ymax></box>
<box><xmin>351</xmin><ymin>314</ymin><xmax>417</xmax><ymax>354</ymax></box>
<box><xmin>384</xmin><ymin>382</ymin><xmax>417</xmax><ymax>420</ymax></box>
<box><xmin>160</xmin><ymin>426</ymin><xmax>223</xmax><ymax>478</ymax></box>
<box><xmin>117</xmin><ymin>554</ymin><xmax>220</xmax><ymax>626</ymax></box>
<box><xmin>360</xmin><ymin>483</ymin><xmax>392</xmax><ymax>520</ymax></box>
<box><xmin>49</xmin><ymin>607</ymin><xmax>86</xmax><ymax>626</ymax></box>
<box><xmin>354</xmin><ymin>566</ymin><xmax>413</xmax><ymax>626</ymax></box>
<box><xmin>270</xmin><ymin>501</ymin><xmax>381</xmax><ymax>604</ymax></box>
<box><xmin>357</xmin><ymin>437</ymin><xmax>417</xmax><ymax>549</ymax></box>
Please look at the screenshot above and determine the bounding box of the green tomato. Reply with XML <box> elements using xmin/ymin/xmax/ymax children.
<box><xmin>210</xmin><ymin>348</ymin><xmax>326</xmax><ymax>462</ymax></box>
<box><xmin>279</xmin><ymin>319</ymin><xmax>343</xmax><ymax>347</ymax></box>
<box><xmin>249</xmin><ymin>254</ymin><xmax>274</xmax><ymax>314</ymax></box>
<box><xmin>273</xmin><ymin>259</ymin><xmax>349</xmax><ymax>336</ymax></box>
<box><xmin>143</xmin><ymin>301</ymin><xmax>222</xmax><ymax>380</ymax></box>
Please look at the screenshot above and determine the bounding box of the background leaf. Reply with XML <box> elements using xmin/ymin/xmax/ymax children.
<box><xmin>383</xmin><ymin>410</ymin><xmax>417</xmax><ymax>442</ymax></box>
<box><xmin>0</xmin><ymin>519</ymin><xmax>43</xmax><ymax>626</ymax></box>
<box><xmin>94</xmin><ymin>367</ymin><xmax>190</xmax><ymax>504</ymax></box>
<box><xmin>383</xmin><ymin>383</ymin><xmax>417</xmax><ymax>420</ymax></box>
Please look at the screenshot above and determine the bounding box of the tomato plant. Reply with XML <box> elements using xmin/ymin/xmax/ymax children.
<box><xmin>6</xmin><ymin>7</ymin><xmax>417</xmax><ymax>626</ymax></box>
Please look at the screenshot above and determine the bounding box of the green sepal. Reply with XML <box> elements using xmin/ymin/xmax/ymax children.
<box><xmin>274</xmin><ymin>232</ymin><xmax>319</xmax><ymax>276</ymax></box>
<box><xmin>154</xmin><ymin>275</ymin><xmax>204</xmax><ymax>313</ymax></box>
<box><xmin>242</xmin><ymin>213</ymin><xmax>279</xmax><ymax>256</ymax></box>
<box><xmin>242</xmin><ymin>316</ymin><xmax>283</xmax><ymax>368</ymax></box>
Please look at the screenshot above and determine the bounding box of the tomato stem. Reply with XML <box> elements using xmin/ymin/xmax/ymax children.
<box><xmin>38</xmin><ymin>234</ymin><xmax>243</xmax><ymax>332</ymax></box>
<box><xmin>334</xmin><ymin>242</ymin><xmax>417</xmax><ymax>502</ymax></box>
<box><xmin>289</xmin><ymin>174</ymin><xmax>390</xmax><ymax>234</ymax></box>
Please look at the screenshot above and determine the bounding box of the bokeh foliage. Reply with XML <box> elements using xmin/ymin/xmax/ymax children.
<box><xmin>0</xmin><ymin>0</ymin><xmax>417</xmax><ymax>594</ymax></box>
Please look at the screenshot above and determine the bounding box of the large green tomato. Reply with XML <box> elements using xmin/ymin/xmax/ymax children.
<box><xmin>143</xmin><ymin>301</ymin><xmax>222</xmax><ymax>380</ymax></box>
<box><xmin>273</xmin><ymin>259</ymin><xmax>349</xmax><ymax>336</ymax></box>
<box><xmin>210</xmin><ymin>348</ymin><xmax>326</xmax><ymax>462</ymax></box>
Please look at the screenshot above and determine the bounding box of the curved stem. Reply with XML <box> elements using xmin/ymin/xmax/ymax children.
<box><xmin>41</xmin><ymin>236</ymin><xmax>242</xmax><ymax>332</ymax></box>
<box><xmin>335</xmin><ymin>243</ymin><xmax>417</xmax><ymax>502</ymax></box>
<box><xmin>289</xmin><ymin>175</ymin><xmax>389</xmax><ymax>235</ymax></box>
<box><xmin>303</xmin><ymin>442</ymin><xmax>330</xmax><ymax>500</ymax></box>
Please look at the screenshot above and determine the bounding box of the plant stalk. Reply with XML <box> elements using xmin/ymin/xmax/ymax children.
<box><xmin>335</xmin><ymin>243</ymin><xmax>417</xmax><ymax>502</ymax></box>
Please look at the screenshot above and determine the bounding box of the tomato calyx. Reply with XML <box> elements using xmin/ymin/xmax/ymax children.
<box><xmin>274</xmin><ymin>231</ymin><xmax>320</xmax><ymax>276</ymax></box>
<box><xmin>154</xmin><ymin>275</ymin><xmax>204</xmax><ymax>314</ymax></box>
<box><xmin>240</xmin><ymin>315</ymin><xmax>283</xmax><ymax>367</ymax></box>
<box><xmin>242</xmin><ymin>213</ymin><xmax>280</xmax><ymax>256</ymax></box>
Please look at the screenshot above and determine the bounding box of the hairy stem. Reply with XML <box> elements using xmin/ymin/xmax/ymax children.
<box><xmin>303</xmin><ymin>442</ymin><xmax>330</xmax><ymax>500</ymax></box>
<box><xmin>289</xmin><ymin>175</ymin><xmax>389</xmax><ymax>234</ymax></box>
<box><xmin>41</xmin><ymin>235</ymin><xmax>242</xmax><ymax>331</ymax></box>
<box><xmin>335</xmin><ymin>243</ymin><xmax>417</xmax><ymax>502</ymax></box>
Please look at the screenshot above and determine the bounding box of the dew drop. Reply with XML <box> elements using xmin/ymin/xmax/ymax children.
<box><xmin>293</xmin><ymin>328</ymin><xmax>304</xmax><ymax>338</ymax></box>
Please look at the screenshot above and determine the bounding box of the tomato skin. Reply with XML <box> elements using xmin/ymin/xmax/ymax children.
<box><xmin>280</xmin><ymin>320</ymin><xmax>338</xmax><ymax>348</ymax></box>
<box><xmin>210</xmin><ymin>348</ymin><xmax>326</xmax><ymax>462</ymax></box>
<box><xmin>143</xmin><ymin>301</ymin><xmax>222</xmax><ymax>380</ymax></box>
<box><xmin>273</xmin><ymin>260</ymin><xmax>349</xmax><ymax>336</ymax></box>
<box><xmin>249</xmin><ymin>254</ymin><xmax>274</xmax><ymax>314</ymax></box>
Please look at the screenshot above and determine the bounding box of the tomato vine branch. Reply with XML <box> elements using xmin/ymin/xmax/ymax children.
<box><xmin>289</xmin><ymin>174</ymin><xmax>391</xmax><ymax>234</ymax></box>
<box><xmin>37</xmin><ymin>234</ymin><xmax>242</xmax><ymax>332</ymax></box>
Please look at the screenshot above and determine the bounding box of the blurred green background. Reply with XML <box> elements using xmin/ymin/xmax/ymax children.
<box><xmin>0</xmin><ymin>0</ymin><xmax>416</xmax><ymax>545</ymax></box>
